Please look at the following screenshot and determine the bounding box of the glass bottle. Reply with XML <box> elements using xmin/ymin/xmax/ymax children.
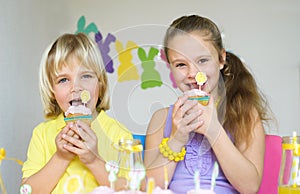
<box><xmin>278</xmin><ymin>134</ymin><xmax>300</xmax><ymax>194</ymax></box>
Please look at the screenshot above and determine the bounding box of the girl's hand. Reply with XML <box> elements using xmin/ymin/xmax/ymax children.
<box><xmin>194</xmin><ymin>95</ymin><xmax>222</xmax><ymax>138</ymax></box>
<box><xmin>55</xmin><ymin>122</ymin><xmax>76</xmax><ymax>161</ymax></box>
<box><xmin>171</xmin><ymin>94</ymin><xmax>203</xmax><ymax>143</ymax></box>
<box><xmin>62</xmin><ymin>120</ymin><xmax>99</xmax><ymax>165</ymax></box>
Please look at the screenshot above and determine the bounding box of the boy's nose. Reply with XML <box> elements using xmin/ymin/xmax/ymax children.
<box><xmin>71</xmin><ymin>78</ymin><xmax>83</xmax><ymax>93</ymax></box>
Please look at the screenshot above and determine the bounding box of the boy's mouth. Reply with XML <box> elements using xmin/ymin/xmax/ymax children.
<box><xmin>69</xmin><ymin>99</ymin><xmax>83</xmax><ymax>106</ymax></box>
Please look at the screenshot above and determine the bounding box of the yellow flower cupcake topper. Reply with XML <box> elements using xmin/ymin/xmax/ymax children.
<box><xmin>195</xmin><ymin>71</ymin><xmax>207</xmax><ymax>86</ymax></box>
<box><xmin>1</xmin><ymin>147</ymin><xmax>24</xmax><ymax>194</ymax></box>
<box><xmin>0</xmin><ymin>148</ymin><xmax>5</xmax><ymax>162</ymax></box>
<box><xmin>80</xmin><ymin>90</ymin><xmax>91</xmax><ymax>104</ymax></box>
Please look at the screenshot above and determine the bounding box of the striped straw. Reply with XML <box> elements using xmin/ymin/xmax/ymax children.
<box><xmin>292</xmin><ymin>131</ymin><xmax>299</xmax><ymax>187</ymax></box>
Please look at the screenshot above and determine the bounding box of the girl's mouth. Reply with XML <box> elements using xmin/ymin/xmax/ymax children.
<box><xmin>200</xmin><ymin>82</ymin><xmax>206</xmax><ymax>90</ymax></box>
<box><xmin>190</xmin><ymin>83</ymin><xmax>199</xmax><ymax>89</ymax></box>
<box><xmin>189</xmin><ymin>82</ymin><xmax>206</xmax><ymax>90</ymax></box>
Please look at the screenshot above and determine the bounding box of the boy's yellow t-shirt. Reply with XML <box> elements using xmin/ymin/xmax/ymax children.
<box><xmin>22</xmin><ymin>110</ymin><xmax>132</xmax><ymax>193</ymax></box>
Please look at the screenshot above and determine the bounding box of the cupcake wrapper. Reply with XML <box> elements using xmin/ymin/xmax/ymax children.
<box><xmin>188</xmin><ymin>96</ymin><xmax>210</xmax><ymax>101</ymax></box>
<box><xmin>64</xmin><ymin>115</ymin><xmax>92</xmax><ymax>122</ymax></box>
<box><xmin>188</xmin><ymin>96</ymin><xmax>210</xmax><ymax>106</ymax></box>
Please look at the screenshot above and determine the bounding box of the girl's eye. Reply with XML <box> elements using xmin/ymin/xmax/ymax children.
<box><xmin>198</xmin><ymin>58</ymin><xmax>209</xmax><ymax>64</ymax></box>
<box><xmin>175</xmin><ymin>63</ymin><xmax>186</xmax><ymax>68</ymax></box>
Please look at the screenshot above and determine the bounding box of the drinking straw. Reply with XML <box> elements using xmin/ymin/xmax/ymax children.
<box><xmin>194</xmin><ymin>170</ymin><xmax>200</xmax><ymax>191</ymax></box>
<box><xmin>210</xmin><ymin>162</ymin><xmax>219</xmax><ymax>191</ymax></box>
<box><xmin>147</xmin><ymin>178</ymin><xmax>155</xmax><ymax>194</ymax></box>
<box><xmin>282</xmin><ymin>150</ymin><xmax>293</xmax><ymax>184</ymax></box>
<box><xmin>164</xmin><ymin>166</ymin><xmax>168</xmax><ymax>190</ymax></box>
<box><xmin>292</xmin><ymin>131</ymin><xmax>299</xmax><ymax>188</ymax></box>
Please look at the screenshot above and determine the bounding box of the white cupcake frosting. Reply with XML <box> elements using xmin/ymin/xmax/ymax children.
<box><xmin>64</xmin><ymin>105</ymin><xmax>92</xmax><ymax>116</ymax></box>
<box><xmin>184</xmin><ymin>89</ymin><xmax>208</xmax><ymax>97</ymax></box>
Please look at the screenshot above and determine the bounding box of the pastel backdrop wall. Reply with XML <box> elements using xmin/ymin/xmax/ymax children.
<box><xmin>1</xmin><ymin>0</ymin><xmax>299</xmax><ymax>193</ymax></box>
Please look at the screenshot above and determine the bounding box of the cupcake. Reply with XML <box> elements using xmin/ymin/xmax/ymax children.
<box><xmin>187</xmin><ymin>189</ymin><xmax>216</xmax><ymax>194</ymax></box>
<box><xmin>185</xmin><ymin>71</ymin><xmax>210</xmax><ymax>106</ymax></box>
<box><xmin>88</xmin><ymin>186</ymin><xmax>114</xmax><ymax>194</ymax></box>
<box><xmin>185</xmin><ymin>89</ymin><xmax>209</xmax><ymax>106</ymax></box>
<box><xmin>151</xmin><ymin>186</ymin><xmax>174</xmax><ymax>194</ymax></box>
<box><xmin>88</xmin><ymin>186</ymin><xmax>146</xmax><ymax>194</ymax></box>
<box><xmin>64</xmin><ymin>90</ymin><xmax>92</xmax><ymax>125</ymax></box>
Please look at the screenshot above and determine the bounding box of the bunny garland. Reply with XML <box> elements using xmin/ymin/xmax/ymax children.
<box><xmin>138</xmin><ymin>47</ymin><xmax>163</xmax><ymax>89</ymax></box>
<box><xmin>115</xmin><ymin>40</ymin><xmax>140</xmax><ymax>82</ymax></box>
<box><xmin>76</xmin><ymin>16</ymin><xmax>173</xmax><ymax>89</ymax></box>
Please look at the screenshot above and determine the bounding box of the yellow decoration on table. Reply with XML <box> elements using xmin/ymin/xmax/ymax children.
<box><xmin>63</xmin><ymin>174</ymin><xmax>85</xmax><ymax>194</ymax></box>
<box><xmin>0</xmin><ymin>147</ymin><xmax>24</xmax><ymax>194</ymax></box>
<box><xmin>80</xmin><ymin>90</ymin><xmax>91</xmax><ymax>104</ymax></box>
<box><xmin>278</xmin><ymin>185</ymin><xmax>300</xmax><ymax>193</ymax></box>
<box><xmin>159</xmin><ymin>138</ymin><xmax>186</xmax><ymax>162</ymax></box>
<box><xmin>195</xmin><ymin>71</ymin><xmax>207</xmax><ymax>85</ymax></box>
<box><xmin>0</xmin><ymin>148</ymin><xmax>5</xmax><ymax>161</ymax></box>
<box><xmin>147</xmin><ymin>178</ymin><xmax>155</xmax><ymax>194</ymax></box>
<box><xmin>116</xmin><ymin>139</ymin><xmax>143</xmax><ymax>153</ymax></box>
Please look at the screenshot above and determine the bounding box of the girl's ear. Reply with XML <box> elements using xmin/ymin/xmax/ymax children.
<box><xmin>219</xmin><ymin>48</ymin><xmax>226</xmax><ymax>70</ymax></box>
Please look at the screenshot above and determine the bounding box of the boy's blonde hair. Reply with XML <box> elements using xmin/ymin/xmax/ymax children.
<box><xmin>39</xmin><ymin>33</ymin><xmax>110</xmax><ymax>119</ymax></box>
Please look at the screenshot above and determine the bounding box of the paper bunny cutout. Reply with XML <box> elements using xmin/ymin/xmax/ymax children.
<box><xmin>138</xmin><ymin>47</ymin><xmax>162</xmax><ymax>89</ymax></box>
<box><xmin>95</xmin><ymin>31</ymin><xmax>116</xmax><ymax>73</ymax></box>
<box><xmin>115</xmin><ymin>40</ymin><xmax>139</xmax><ymax>82</ymax></box>
<box><xmin>75</xmin><ymin>15</ymin><xmax>98</xmax><ymax>35</ymax></box>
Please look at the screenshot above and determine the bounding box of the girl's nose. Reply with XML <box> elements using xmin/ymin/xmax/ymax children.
<box><xmin>187</xmin><ymin>64</ymin><xmax>199</xmax><ymax>79</ymax></box>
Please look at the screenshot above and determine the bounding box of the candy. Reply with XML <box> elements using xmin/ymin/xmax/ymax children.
<box><xmin>80</xmin><ymin>90</ymin><xmax>91</xmax><ymax>104</ymax></box>
<box><xmin>195</xmin><ymin>72</ymin><xmax>207</xmax><ymax>86</ymax></box>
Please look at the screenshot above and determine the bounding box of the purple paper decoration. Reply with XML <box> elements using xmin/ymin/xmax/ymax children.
<box><xmin>95</xmin><ymin>32</ymin><xmax>116</xmax><ymax>73</ymax></box>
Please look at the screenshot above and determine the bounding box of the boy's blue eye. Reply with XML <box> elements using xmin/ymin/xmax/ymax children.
<box><xmin>82</xmin><ymin>74</ymin><xmax>93</xmax><ymax>79</ymax></box>
<box><xmin>58</xmin><ymin>78</ymin><xmax>68</xmax><ymax>84</ymax></box>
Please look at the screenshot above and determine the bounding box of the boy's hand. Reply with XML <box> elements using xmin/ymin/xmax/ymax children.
<box><xmin>55</xmin><ymin>122</ymin><xmax>76</xmax><ymax>161</ymax></box>
<box><xmin>62</xmin><ymin>120</ymin><xmax>100</xmax><ymax>165</ymax></box>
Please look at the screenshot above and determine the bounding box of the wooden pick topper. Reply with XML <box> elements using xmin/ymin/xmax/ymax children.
<box><xmin>195</xmin><ymin>72</ymin><xmax>207</xmax><ymax>86</ymax></box>
<box><xmin>80</xmin><ymin>90</ymin><xmax>91</xmax><ymax>104</ymax></box>
<box><xmin>0</xmin><ymin>148</ymin><xmax>5</xmax><ymax>161</ymax></box>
